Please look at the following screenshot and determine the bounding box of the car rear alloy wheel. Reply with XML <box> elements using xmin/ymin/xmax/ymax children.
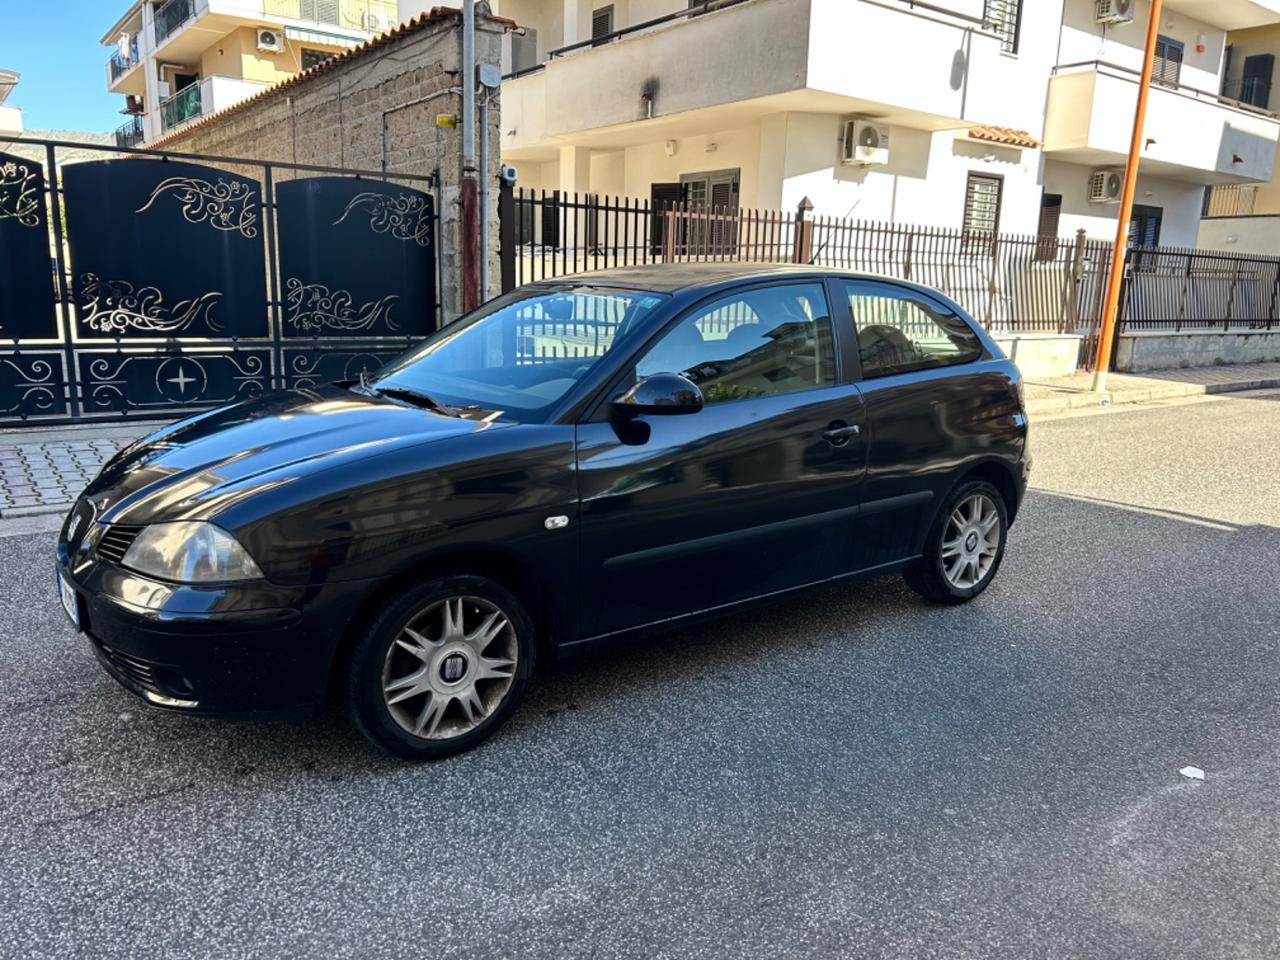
<box><xmin>904</xmin><ymin>479</ymin><xmax>1008</xmax><ymax>605</ymax></box>
<box><xmin>381</xmin><ymin>595</ymin><xmax>518</xmax><ymax>740</ymax></box>
<box><xmin>940</xmin><ymin>493</ymin><xmax>1000</xmax><ymax>591</ymax></box>
<box><xmin>348</xmin><ymin>575</ymin><xmax>535</xmax><ymax>760</ymax></box>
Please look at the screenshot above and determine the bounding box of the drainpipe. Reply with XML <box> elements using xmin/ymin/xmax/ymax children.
<box><xmin>460</xmin><ymin>0</ymin><xmax>480</xmax><ymax>312</ymax></box>
<box><xmin>479</xmin><ymin>92</ymin><xmax>490</xmax><ymax>301</ymax></box>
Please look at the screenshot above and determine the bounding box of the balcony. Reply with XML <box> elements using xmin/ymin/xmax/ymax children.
<box><xmin>154</xmin><ymin>0</ymin><xmax>196</xmax><ymax>45</ymax></box>
<box><xmin>108</xmin><ymin>38</ymin><xmax>140</xmax><ymax>83</ymax></box>
<box><xmin>1043</xmin><ymin>62</ymin><xmax>1280</xmax><ymax>184</ymax></box>
<box><xmin>106</xmin><ymin>36</ymin><xmax>145</xmax><ymax>96</ymax></box>
<box><xmin>159</xmin><ymin>75</ymin><xmax>273</xmax><ymax>133</ymax></box>
<box><xmin>503</xmin><ymin>0</ymin><xmax>1044</xmax><ymax>157</ymax></box>
<box><xmin>1165</xmin><ymin>0</ymin><xmax>1280</xmax><ymax>30</ymax></box>
<box><xmin>115</xmin><ymin>115</ymin><xmax>146</xmax><ymax>148</ymax></box>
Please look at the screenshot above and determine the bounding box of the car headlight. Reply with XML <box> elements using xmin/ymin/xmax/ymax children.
<box><xmin>121</xmin><ymin>521</ymin><xmax>263</xmax><ymax>583</ymax></box>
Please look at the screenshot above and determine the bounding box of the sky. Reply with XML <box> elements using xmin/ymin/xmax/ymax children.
<box><xmin>1</xmin><ymin>0</ymin><xmax>125</xmax><ymax>133</ymax></box>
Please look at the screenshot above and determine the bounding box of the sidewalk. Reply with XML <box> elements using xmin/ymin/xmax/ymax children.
<box><xmin>1025</xmin><ymin>362</ymin><xmax>1280</xmax><ymax>418</ymax></box>
<box><xmin>0</xmin><ymin>422</ymin><xmax>154</xmax><ymax>519</ymax></box>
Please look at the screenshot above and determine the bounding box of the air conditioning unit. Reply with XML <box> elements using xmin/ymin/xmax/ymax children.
<box><xmin>363</xmin><ymin>11</ymin><xmax>394</xmax><ymax>32</ymax></box>
<box><xmin>1095</xmin><ymin>0</ymin><xmax>1135</xmax><ymax>25</ymax></box>
<box><xmin>256</xmin><ymin>29</ymin><xmax>284</xmax><ymax>53</ymax></box>
<box><xmin>1088</xmin><ymin>168</ymin><xmax>1124</xmax><ymax>204</ymax></box>
<box><xmin>841</xmin><ymin>120</ymin><xmax>891</xmax><ymax>166</ymax></box>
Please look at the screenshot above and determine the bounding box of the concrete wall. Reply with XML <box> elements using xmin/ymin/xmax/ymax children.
<box><xmin>1043</xmin><ymin>159</ymin><xmax>1208</xmax><ymax>246</ymax></box>
<box><xmin>152</xmin><ymin>13</ymin><xmax>505</xmax><ymax>319</ymax></box>
<box><xmin>1116</xmin><ymin>330</ymin><xmax>1280</xmax><ymax>370</ymax></box>
<box><xmin>1198</xmin><ymin>213</ymin><xmax>1280</xmax><ymax>251</ymax></box>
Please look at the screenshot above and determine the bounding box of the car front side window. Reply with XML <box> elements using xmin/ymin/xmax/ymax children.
<box><xmin>634</xmin><ymin>283</ymin><xmax>836</xmax><ymax>405</ymax></box>
<box><xmin>842</xmin><ymin>282</ymin><xmax>983</xmax><ymax>379</ymax></box>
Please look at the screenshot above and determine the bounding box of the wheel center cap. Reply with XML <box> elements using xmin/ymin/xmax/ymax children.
<box><xmin>965</xmin><ymin>531</ymin><xmax>979</xmax><ymax>552</ymax></box>
<box><xmin>439</xmin><ymin>653</ymin><xmax>468</xmax><ymax>684</ymax></box>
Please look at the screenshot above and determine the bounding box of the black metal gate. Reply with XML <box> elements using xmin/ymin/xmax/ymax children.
<box><xmin>0</xmin><ymin>136</ymin><xmax>440</xmax><ymax>425</ymax></box>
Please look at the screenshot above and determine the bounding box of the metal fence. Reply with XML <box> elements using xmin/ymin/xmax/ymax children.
<box><xmin>1122</xmin><ymin>245</ymin><xmax>1280</xmax><ymax>332</ymax></box>
<box><xmin>0</xmin><ymin>135</ymin><xmax>440</xmax><ymax>425</ymax></box>
<box><xmin>500</xmin><ymin>189</ymin><xmax>1117</xmax><ymax>344</ymax></box>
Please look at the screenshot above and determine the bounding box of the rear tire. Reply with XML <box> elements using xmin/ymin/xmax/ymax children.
<box><xmin>347</xmin><ymin>575</ymin><xmax>536</xmax><ymax>760</ymax></box>
<box><xmin>904</xmin><ymin>480</ymin><xmax>1008</xmax><ymax>605</ymax></box>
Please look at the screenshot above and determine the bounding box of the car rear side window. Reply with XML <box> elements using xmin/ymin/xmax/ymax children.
<box><xmin>635</xmin><ymin>283</ymin><xmax>836</xmax><ymax>404</ymax></box>
<box><xmin>842</xmin><ymin>281</ymin><xmax>983</xmax><ymax>379</ymax></box>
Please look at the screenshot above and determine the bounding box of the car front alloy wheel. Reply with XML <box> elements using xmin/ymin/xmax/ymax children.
<box><xmin>349</xmin><ymin>576</ymin><xmax>535</xmax><ymax>759</ymax></box>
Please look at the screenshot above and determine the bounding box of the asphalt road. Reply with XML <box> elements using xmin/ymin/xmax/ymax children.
<box><xmin>2</xmin><ymin>391</ymin><xmax>1278</xmax><ymax>960</ymax></box>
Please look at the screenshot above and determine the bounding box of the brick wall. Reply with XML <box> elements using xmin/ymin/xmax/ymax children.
<box><xmin>154</xmin><ymin>11</ymin><xmax>505</xmax><ymax>321</ymax></box>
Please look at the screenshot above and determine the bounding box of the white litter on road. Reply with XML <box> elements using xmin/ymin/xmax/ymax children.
<box><xmin>1179</xmin><ymin>766</ymin><xmax>1206</xmax><ymax>781</ymax></box>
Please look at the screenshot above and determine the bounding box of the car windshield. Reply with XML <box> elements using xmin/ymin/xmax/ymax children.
<box><xmin>368</xmin><ymin>286</ymin><xmax>669</xmax><ymax>423</ymax></box>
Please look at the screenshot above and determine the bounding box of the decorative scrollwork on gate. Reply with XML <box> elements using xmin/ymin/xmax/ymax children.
<box><xmin>0</xmin><ymin>355</ymin><xmax>60</xmax><ymax>415</ymax></box>
<box><xmin>136</xmin><ymin>176</ymin><xmax>259</xmax><ymax>238</ymax></box>
<box><xmin>285</xmin><ymin>278</ymin><xmax>400</xmax><ymax>333</ymax></box>
<box><xmin>0</xmin><ymin>160</ymin><xmax>41</xmax><ymax>228</ymax></box>
<box><xmin>332</xmin><ymin>191</ymin><xmax>432</xmax><ymax>246</ymax></box>
<box><xmin>79</xmin><ymin>273</ymin><xmax>224</xmax><ymax>334</ymax></box>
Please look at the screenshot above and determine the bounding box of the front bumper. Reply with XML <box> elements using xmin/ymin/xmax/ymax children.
<box><xmin>59</xmin><ymin>557</ymin><xmax>372</xmax><ymax>717</ymax></box>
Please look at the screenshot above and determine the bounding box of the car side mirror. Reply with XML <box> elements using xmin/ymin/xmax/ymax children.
<box><xmin>610</xmin><ymin>372</ymin><xmax>704</xmax><ymax>418</ymax></box>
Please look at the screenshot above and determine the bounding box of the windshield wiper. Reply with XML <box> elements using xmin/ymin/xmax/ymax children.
<box><xmin>371</xmin><ymin>385</ymin><xmax>461</xmax><ymax>417</ymax></box>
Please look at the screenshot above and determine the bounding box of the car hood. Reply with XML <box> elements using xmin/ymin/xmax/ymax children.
<box><xmin>84</xmin><ymin>386</ymin><xmax>507</xmax><ymax>525</ymax></box>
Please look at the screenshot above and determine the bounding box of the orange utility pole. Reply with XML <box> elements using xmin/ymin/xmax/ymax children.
<box><xmin>1092</xmin><ymin>0</ymin><xmax>1164</xmax><ymax>391</ymax></box>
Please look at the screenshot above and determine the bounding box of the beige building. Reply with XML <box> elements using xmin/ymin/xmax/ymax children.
<box><xmin>102</xmin><ymin>0</ymin><xmax>401</xmax><ymax>147</ymax></box>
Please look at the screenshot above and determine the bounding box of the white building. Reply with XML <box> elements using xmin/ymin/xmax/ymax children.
<box><xmin>0</xmin><ymin>70</ymin><xmax>22</xmax><ymax>136</ymax></box>
<box><xmin>401</xmin><ymin>0</ymin><xmax>1280</xmax><ymax>248</ymax></box>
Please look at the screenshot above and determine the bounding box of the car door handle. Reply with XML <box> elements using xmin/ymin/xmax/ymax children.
<box><xmin>822</xmin><ymin>422</ymin><xmax>861</xmax><ymax>445</ymax></box>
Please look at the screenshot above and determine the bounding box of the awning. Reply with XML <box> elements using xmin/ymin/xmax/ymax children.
<box><xmin>283</xmin><ymin>27</ymin><xmax>362</xmax><ymax>49</ymax></box>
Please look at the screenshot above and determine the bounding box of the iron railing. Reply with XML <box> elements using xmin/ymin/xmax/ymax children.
<box><xmin>154</xmin><ymin>0</ymin><xmax>195</xmax><ymax>45</ymax></box>
<box><xmin>160</xmin><ymin>83</ymin><xmax>203</xmax><ymax>132</ymax></box>
<box><xmin>114</xmin><ymin>115</ymin><xmax>145</xmax><ymax>149</ymax></box>
<box><xmin>108</xmin><ymin>38</ymin><xmax>140</xmax><ymax>83</ymax></box>
<box><xmin>1121</xmin><ymin>246</ymin><xmax>1280</xmax><ymax>332</ymax></box>
<box><xmin>1202</xmin><ymin>184</ymin><xmax>1258</xmax><ymax>218</ymax></box>
<box><xmin>499</xmin><ymin>189</ymin><xmax>1115</xmax><ymax>340</ymax></box>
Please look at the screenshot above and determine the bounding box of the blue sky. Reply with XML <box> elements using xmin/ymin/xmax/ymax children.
<box><xmin>1</xmin><ymin>0</ymin><xmax>123</xmax><ymax>133</ymax></box>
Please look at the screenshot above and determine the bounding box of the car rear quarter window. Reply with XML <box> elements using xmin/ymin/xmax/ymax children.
<box><xmin>635</xmin><ymin>282</ymin><xmax>836</xmax><ymax>404</ymax></box>
<box><xmin>842</xmin><ymin>281</ymin><xmax>983</xmax><ymax>379</ymax></box>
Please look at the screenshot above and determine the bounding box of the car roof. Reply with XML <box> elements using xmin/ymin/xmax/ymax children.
<box><xmin>542</xmin><ymin>262</ymin><xmax>846</xmax><ymax>293</ymax></box>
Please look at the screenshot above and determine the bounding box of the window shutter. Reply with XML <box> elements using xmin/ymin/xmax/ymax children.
<box><xmin>591</xmin><ymin>6</ymin><xmax>614</xmax><ymax>44</ymax></box>
<box><xmin>963</xmin><ymin>173</ymin><xmax>1002</xmax><ymax>235</ymax></box>
<box><xmin>1035</xmin><ymin>193</ymin><xmax>1062</xmax><ymax>261</ymax></box>
<box><xmin>1154</xmin><ymin>37</ymin><xmax>1184</xmax><ymax>87</ymax></box>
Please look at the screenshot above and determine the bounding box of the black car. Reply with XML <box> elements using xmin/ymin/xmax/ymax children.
<box><xmin>56</xmin><ymin>265</ymin><xmax>1030</xmax><ymax>759</ymax></box>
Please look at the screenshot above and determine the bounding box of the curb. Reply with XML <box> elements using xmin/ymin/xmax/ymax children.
<box><xmin>1027</xmin><ymin>376</ymin><xmax>1280</xmax><ymax>418</ymax></box>
<box><xmin>0</xmin><ymin>503</ymin><xmax>71</xmax><ymax>519</ymax></box>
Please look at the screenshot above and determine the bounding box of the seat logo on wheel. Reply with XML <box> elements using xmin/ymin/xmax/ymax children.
<box><xmin>440</xmin><ymin>654</ymin><xmax>467</xmax><ymax>683</ymax></box>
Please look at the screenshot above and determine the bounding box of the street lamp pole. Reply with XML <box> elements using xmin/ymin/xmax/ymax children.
<box><xmin>1091</xmin><ymin>0</ymin><xmax>1165</xmax><ymax>392</ymax></box>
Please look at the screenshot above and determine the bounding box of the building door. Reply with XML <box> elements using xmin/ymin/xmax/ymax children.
<box><xmin>650</xmin><ymin>181</ymin><xmax>685</xmax><ymax>255</ymax></box>
<box><xmin>679</xmin><ymin>168</ymin><xmax>740</xmax><ymax>255</ymax></box>
<box><xmin>1242</xmin><ymin>53</ymin><xmax>1275</xmax><ymax>109</ymax></box>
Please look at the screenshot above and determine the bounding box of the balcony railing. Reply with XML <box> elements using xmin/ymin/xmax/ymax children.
<box><xmin>154</xmin><ymin>0</ymin><xmax>195</xmax><ymax>45</ymax></box>
<box><xmin>1222</xmin><ymin>77</ymin><xmax>1272</xmax><ymax>112</ymax></box>
<box><xmin>1054</xmin><ymin>60</ymin><xmax>1280</xmax><ymax>118</ymax></box>
<box><xmin>1203</xmin><ymin>184</ymin><xmax>1259</xmax><ymax>218</ymax></box>
<box><xmin>261</xmin><ymin>0</ymin><xmax>398</xmax><ymax>32</ymax></box>
<box><xmin>115</xmin><ymin>115</ymin><xmax>145</xmax><ymax>148</ymax></box>
<box><xmin>160</xmin><ymin>83</ymin><xmax>203</xmax><ymax>131</ymax></box>
<box><xmin>108</xmin><ymin>38</ymin><xmax>140</xmax><ymax>83</ymax></box>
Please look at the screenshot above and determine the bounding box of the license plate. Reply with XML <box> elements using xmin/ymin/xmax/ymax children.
<box><xmin>57</xmin><ymin>571</ymin><xmax>80</xmax><ymax>630</ymax></box>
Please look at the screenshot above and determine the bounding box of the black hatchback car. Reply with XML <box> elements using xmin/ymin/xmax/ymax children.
<box><xmin>57</xmin><ymin>265</ymin><xmax>1030</xmax><ymax>759</ymax></box>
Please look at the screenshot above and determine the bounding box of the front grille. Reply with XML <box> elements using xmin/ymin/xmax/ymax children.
<box><xmin>96</xmin><ymin>525</ymin><xmax>143</xmax><ymax>566</ymax></box>
<box><xmin>96</xmin><ymin>642</ymin><xmax>162</xmax><ymax>695</ymax></box>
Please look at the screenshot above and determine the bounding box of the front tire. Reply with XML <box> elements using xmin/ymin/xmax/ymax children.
<box><xmin>347</xmin><ymin>575</ymin><xmax>536</xmax><ymax>760</ymax></box>
<box><xmin>904</xmin><ymin>480</ymin><xmax>1008</xmax><ymax>605</ymax></box>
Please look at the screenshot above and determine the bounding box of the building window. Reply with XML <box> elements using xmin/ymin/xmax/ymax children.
<box><xmin>1238</xmin><ymin>53</ymin><xmax>1274</xmax><ymax>109</ymax></box>
<box><xmin>300</xmin><ymin>48</ymin><xmax>331</xmax><ymax>70</ymax></box>
<box><xmin>962</xmin><ymin>172</ymin><xmax>1003</xmax><ymax>252</ymax></box>
<box><xmin>591</xmin><ymin>5</ymin><xmax>614</xmax><ymax>45</ymax></box>
<box><xmin>984</xmin><ymin>0</ymin><xmax>1021</xmax><ymax>55</ymax></box>
<box><xmin>1035</xmin><ymin>193</ymin><xmax>1063</xmax><ymax>261</ymax></box>
<box><xmin>1129</xmin><ymin>204</ymin><xmax>1163</xmax><ymax>248</ymax></box>
<box><xmin>679</xmin><ymin>169</ymin><xmax>740</xmax><ymax>255</ymax></box>
<box><xmin>1153</xmin><ymin>36</ymin><xmax>1184</xmax><ymax>87</ymax></box>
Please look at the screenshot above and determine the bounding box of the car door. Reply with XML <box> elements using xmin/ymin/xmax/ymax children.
<box><xmin>575</xmin><ymin>280</ymin><xmax>868</xmax><ymax>638</ymax></box>
<box><xmin>835</xmin><ymin>278</ymin><xmax>1009</xmax><ymax>572</ymax></box>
